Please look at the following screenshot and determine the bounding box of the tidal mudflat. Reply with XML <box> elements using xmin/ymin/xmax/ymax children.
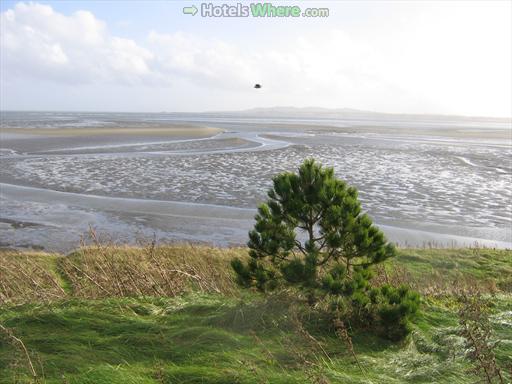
<box><xmin>1</xmin><ymin>111</ymin><xmax>511</xmax><ymax>251</ymax></box>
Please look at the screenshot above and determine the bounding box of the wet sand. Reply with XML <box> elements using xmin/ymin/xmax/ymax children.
<box><xmin>1</xmin><ymin>183</ymin><xmax>510</xmax><ymax>253</ymax></box>
<box><xmin>1</xmin><ymin>112</ymin><xmax>510</xmax><ymax>251</ymax></box>
<box><xmin>0</xmin><ymin>125</ymin><xmax>222</xmax><ymax>153</ymax></box>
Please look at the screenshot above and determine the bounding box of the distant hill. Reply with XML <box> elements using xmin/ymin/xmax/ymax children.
<box><xmin>203</xmin><ymin>106</ymin><xmax>512</xmax><ymax>123</ymax></box>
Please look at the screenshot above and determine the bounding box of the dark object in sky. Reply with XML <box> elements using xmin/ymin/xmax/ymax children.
<box><xmin>254</xmin><ymin>84</ymin><xmax>262</xmax><ymax>89</ymax></box>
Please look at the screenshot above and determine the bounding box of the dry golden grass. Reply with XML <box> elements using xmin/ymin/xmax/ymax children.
<box><xmin>1</xmin><ymin>243</ymin><xmax>510</xmax><ymax>306</ymax></box>
<box><xmin>0</xmin><ymin>241</ymin><xmax>247</xmax><ymax>305</ymax></box>
<box><xmin>0</xmin><ymin>250</ymin><xmax>66</xmax><ymax>305</ymax></box>
<box><xmin>60</xmin><ymin>242</ymin><xmax>245</xmax><ymax>299</ymax></box>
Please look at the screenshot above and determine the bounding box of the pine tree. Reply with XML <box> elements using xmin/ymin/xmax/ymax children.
<box><xmin>232</xmin><ymin>158</ymin><xmax>419</xmax><ymax>339</ymax></box>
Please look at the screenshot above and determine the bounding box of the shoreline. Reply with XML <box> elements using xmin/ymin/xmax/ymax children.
<box><xmin>1</xmin><ymin>182</ymin><xmax>510</xmax><ymax>252</ymax></box>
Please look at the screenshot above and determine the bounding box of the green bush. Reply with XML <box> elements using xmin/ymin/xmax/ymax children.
<box><xmin>232</xmin><ymin>159</ymin><xmax>420</xmax><ymax>340</ymax></box>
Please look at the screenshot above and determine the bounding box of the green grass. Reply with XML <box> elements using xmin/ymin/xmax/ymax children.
<box><xmin>394</xmin><ymin>248</ymin><xmax>512</xmax><ymax>285</ymax></box>
<box><xmin>2</xmin><ymin>294</ymin><xmax>511</xmax><ymax>384</ymax></box>
<box><xmin>1</xmin><ymin>247</ymin><xmax>511</xmax><ymax>383</ymax></box>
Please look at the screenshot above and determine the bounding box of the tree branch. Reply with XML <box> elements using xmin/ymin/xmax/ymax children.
<box><xmin>294</xmin><ymin>240</ymin><xmax>307</xmax><ymax>256</ymax></box>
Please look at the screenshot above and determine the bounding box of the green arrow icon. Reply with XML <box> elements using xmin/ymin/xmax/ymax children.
<box><xmin>183</xmin><ymin>5</ymin><xmax>198</xmax><ymax>16</ymax></box>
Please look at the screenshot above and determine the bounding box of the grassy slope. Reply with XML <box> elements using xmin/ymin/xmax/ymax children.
<box><xmin>0</xmin><ymin>247</ymin><xmax>511</xmax><ymax>384</ymax></box>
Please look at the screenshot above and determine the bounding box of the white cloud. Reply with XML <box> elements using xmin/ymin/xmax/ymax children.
<box><xmin>0</xmin><ymin>3</ymin><xmax>396</xmax><ymax>95</ymax></box>
<box><xmin>147</xmin><ymin>30</ymin><xmax>258</xmax><ymax>89</ymax></box>
<box><xmin>1</xmin><ymin>2</ymin><xmax>154</xmax><ymax>85</ymax></box>
<box><xmin>145</xmin><ymin>28</ymin><xmax>400</xmax><ymax>106</ymax></box>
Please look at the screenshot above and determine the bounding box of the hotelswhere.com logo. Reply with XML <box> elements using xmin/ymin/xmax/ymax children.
<box><xmin>183</xmin><ymin>3</ymin><xmax>330</xmax><ymax>18</ymax></box>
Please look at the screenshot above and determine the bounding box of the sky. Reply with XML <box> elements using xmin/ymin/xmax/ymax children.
<box><xmin>0</xmin><ymin>0</ymin><xmax>511</xmax><ymax>117</ymax></box>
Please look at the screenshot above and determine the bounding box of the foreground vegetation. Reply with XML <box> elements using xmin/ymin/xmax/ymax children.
<box><xmin>235</xmin><ymin>159</ymin><xmax>420</xmax><ymax>341</ymax></box>
<box><xmin>0</xmin><ymin>245</ymin><xmax>511</xmax><ymax>383</ymax></box>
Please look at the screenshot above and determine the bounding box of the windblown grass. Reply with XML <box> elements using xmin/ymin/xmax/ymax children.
<box><xmin>1</xmin><ymin>293</ymin><xmax>510</xmax><ymax>384</ymax></box>
<box><xmin>391</xmin><ymin>248</ymin><xmax>512</xmax><ymax>294</ymax></box>
<box><xmin>0</xmin><ymin>244</ymin><xmax>244</xmax><ymax>305</ymax></box>
<box><xmin>0</xmin><ymin>250</ymin><xmax>66</xmax><ymax>305</ymax></box>
<box><xmin>60</xmin><ymin>243</ymin><xmax>243</xmax><ymax>299</ymax></box>
<box><xmin>0</xmin><ymin>245</ymin><xmax>511</xmax><ymax>383</ymax></box>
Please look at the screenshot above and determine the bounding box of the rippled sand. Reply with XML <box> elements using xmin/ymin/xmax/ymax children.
<box><xmin>1</xmin><ymin>113</ymin><xmax>511</xmax><ymax>251</ymax></box>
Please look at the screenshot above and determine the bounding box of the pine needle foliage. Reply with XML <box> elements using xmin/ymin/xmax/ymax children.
<box><xmin>232</xmin><ymin>159</ymin><xmax>420</xmax><ymax>339</ymax></box>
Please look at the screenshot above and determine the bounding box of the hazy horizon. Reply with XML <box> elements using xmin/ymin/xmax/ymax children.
<box><xmin>1</xmin><ymin>107</ymin><xmax>511</xmax><ymax>121</ymax></box>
